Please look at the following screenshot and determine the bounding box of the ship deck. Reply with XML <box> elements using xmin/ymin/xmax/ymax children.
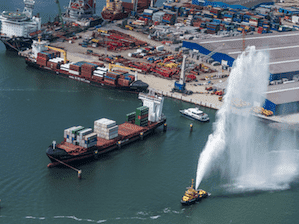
<box><xmin>57</xmin><ymin>122</ymin><xmax>147</xmax><ymax>153</ymax></box>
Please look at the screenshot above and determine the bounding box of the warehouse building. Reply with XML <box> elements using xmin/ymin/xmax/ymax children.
<box><xmin>184</xmin><ymin>31</ymin><xmax>299</xmax><ymax>116</ymax></box>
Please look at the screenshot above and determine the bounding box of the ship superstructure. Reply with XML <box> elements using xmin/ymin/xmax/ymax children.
<box><xmin>63</xmin><ymin>0</ymin><xmax>102</xmax><ymax>27</ymax></box>
<box><xmin>0</xmin><ymin>0</ymin><xmax>41</xmax><ymax>51</ymax></box>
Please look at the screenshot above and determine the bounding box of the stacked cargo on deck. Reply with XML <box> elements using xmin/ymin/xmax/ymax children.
<box><xmin>94</xmin><ymin>118</ymin><xmax>119</xmax><ymax>140</ymax></box>
<box><xmin>63</xmin><ymin>126</ymin><xmax>97</xmax><ymax>148</ymax></box>
<box><xmin>64</xmin><ymin>126</ymin><xmax>84</xmax><ymax>144</ymax></box>
<box><xmin>104</xmin><ymin>72</ymin><xmax>119</xmax><ymax>85</ymax></box>
<box><xmin>135</xmin><ymin>106</ymin><xmax>149</xmax><ymax>127</ymax></box>
<box><xmin>81</xmin><ymin>63</ymin><xmax>96</xmax><ymax>78</ymax></box>
<box><xmin>126</xmin><ymin>111</ymin><xmax>136</xmax><ymax>123</ymax></box>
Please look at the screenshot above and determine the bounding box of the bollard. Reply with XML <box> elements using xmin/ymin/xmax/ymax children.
<box><xmin>163</xmin><ymin>123</ymin><xmax>167</xmax><ymax>132</ymax></box>
<box><xmin>190</xmin><ymin>123</ymin><xmax>193</xmax><ymax>132</ymax></box>
<box><xmin>78</xmin><ymin>170</ymin><xmax>82</xmax><ymax>179</ymax></box>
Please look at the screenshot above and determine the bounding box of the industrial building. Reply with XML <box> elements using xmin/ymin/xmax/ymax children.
<box><xmin>184</xmin><ymin>31</ymin><xmax>299</xmax><ymax>115</ymax></box>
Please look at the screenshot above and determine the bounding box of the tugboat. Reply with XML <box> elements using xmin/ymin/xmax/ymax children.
<box><xmin>181</xmin><ymin>179</ymin><xmax>209</xmax><ymax>205</ymax></box>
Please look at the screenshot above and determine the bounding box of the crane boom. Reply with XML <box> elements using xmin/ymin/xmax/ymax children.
<box><xmin>45</xmin><ymin>45</ymin><xmax>67</xmax><ymax>64</ymax></box>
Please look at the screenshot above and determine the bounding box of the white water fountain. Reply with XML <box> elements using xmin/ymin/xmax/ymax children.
<box><xmin>195</xmin><ymin>46</ymin><xmax>299</xmax><ymax>192</ymax></box>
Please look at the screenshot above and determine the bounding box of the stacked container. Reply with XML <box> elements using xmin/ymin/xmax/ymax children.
<box><xmin>152</xmin><ymin>11</ymin><xmax>165</xmax><ymax>22</ymax></box>
<box><xmin>135</xmin><ymin>106</ymin><xmax>149</xmax><ymax>127</ymax></box>
<box><xmin>94</xmin><ymin>118</ymin><xmax>118</xmax><ymax>140</ymax></box>
<box><xmin>81</xmin><ymin>132</ymin><xmax>97</xmax><ymax>148</ymax></box>
<box><xmin>81</xmin><ymin>63</ymin><xmax>96</xmax><ymax>78</ymax></box>
<box><xmin>76</xmin><ymin>128</ymin><xmax>92</xmax><ymax>144</ymax></box>
<box><xmin>206</xmin><ymin>22</ymin><xmax>219</xmax><ymax>34</ymax></box>
<box><xmin>162</xmin><ymin>12</ymin><xmax>176</xmax><ymax>25</ymax></box>
<box><xmin>64</xmin><ymin>126</ymin><xmax>84</xmax><ymax>144</ymax></box>
<box><xmin>126</xmin><ymin>112</ymin><xmax>136</xmax><ymax>123</ymax></box>
<box><xmin>36</xmin><ymin>52</ymin><xmax>49</xmax><ymax>66</ymax></box>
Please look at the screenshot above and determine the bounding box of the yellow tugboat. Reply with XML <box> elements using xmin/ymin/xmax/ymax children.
<box><xmin>181</xmin><ymin>179</ymin><xmax>209</xmax><ymax>205</ymax></box>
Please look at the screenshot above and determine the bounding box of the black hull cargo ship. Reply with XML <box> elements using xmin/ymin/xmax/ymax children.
<box><xmin>46</xmin><ymin>93</ymin><xmax>166</xmax><ymax>167</ymax></box>
<box><xmin>24</xmin><ymin>39</ymin><xmax>149</xmax><ymax>93</ymax></box>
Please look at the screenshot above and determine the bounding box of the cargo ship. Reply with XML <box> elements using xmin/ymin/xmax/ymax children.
<box><xmin>24</xmin><ymin>39</ymin><xmax>149</xmax><ymax>92</ymax></box>
<box><xmin>46</xmin><ymin>92</ymin><xmax>166</xmax><ymax>167</ymax></box>
<box><xmin>0</xmin><ymin>0</ymin><xmax>41</xmax><ymax>52</ymax></box>
<box><xmin>101</xmin><ymin>0</ymin><xmax>155</xmax><ymax>21</ymax></box>
<box><xmin>181</xmin><ymin>179</ymin><xmax>209</xmax><ymax>205</ymax></box>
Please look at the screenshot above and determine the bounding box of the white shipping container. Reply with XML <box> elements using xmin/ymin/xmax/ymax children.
<box><xmin>97</xmin><ymin>67</ymin><xmax>108</xmax><ymax>72</ymax></box>
<box><xmin>77</xmin><ymin>128</ymin><xmax>93</xmax><ymax>139</ymax></box>
<box><xmin>84</xmin><ymin>132</ymin><xmax>98</xmax><ymax>140</ymax></box>
<box><xmin>69</xmin><ymin>70</ymin><xmax>80</xmax><ymax>75</ymax></box>
<box><xmin>94</xmin><ymin>118</ymin><xmax>116</xmax><ymax>129</ymax></box>
<box><xmin>64</xmin><ymin>126</ymin><xmax>81</xmax><ymax>138</ymax></box>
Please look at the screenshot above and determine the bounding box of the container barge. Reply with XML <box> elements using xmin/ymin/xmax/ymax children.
<box><xmin>24</xmin><ymin>39</ymin><xmax>149</xmax><ymax>92</ymax></box>
<box><xmin>46</xmin><ymin>93</ymin><xmax>166</xmax><ymax>167</ymax></box>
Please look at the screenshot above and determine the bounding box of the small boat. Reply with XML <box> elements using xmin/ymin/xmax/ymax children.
<box><xmin>179</xmin><ymin>107</ymin><xmax>209</xmax><ymax>122</ymax></box>
<box><xmin>181</xmin><ymin>179</ymin><xmax>209</xmax><ymax>205</ymax></box>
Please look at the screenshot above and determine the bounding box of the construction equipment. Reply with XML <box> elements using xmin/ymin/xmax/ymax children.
<box><xmin>55</xmin><ymin>0</ymin><xmax>64</xmax><ymax>29</ymax></box>
<box><xmin>125</xmin><ymin>25</ymin><xmax>134</xmax><ymax>31</ymax></box>
<box><xmin>172</xmin><ymin>55</ymin><xmax>192</xmax><ymax>95</ymax></box>
<box><xmin>45</xmin><ymin>45</ymin><xmax>67</xmax><ymax>64</ymax></box>
<box><xmin>98</xmin><ymin>28</ymin><xmax>108</xmax><ymax>34</ymax></box>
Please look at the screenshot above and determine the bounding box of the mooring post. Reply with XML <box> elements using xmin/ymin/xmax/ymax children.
<box><xmin>163</xmin><ymin>123</ymin><xmax>167</xmax><ymax>132</ymax></box>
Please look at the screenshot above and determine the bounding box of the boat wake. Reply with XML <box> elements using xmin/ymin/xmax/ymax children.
<box><xmin>20</xmin><ymin>207</ymin><xmax>185</xmax><ymax>223</ymax></box>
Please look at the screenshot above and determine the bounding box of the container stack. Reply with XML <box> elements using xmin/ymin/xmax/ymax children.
<box><xmin>69</xmin><ymin>64</ymin><xmax>81</xmax><ymax>75</ymax></box>
<box><xmin>81</xmin><ymin>63</ymin><xmax>96</xmax><ymax>78</ymax></box>
<box><xmin>142</xmin><ymin>9</ymin><xmax>153</xmax><ymax>20</ymax></box>
<box><xmin>210</xmin><ymin>8</ymin><xmax>221</xmax><ymax>19</ymax></box>
<box><xmin>126</xmin><ymin>112</ymin><xmax>136</xmax><ymax>123</ymax></box>
<box><xmin>36</xmin><ymin>52</ymin><xmax>49</xmax><ymax>66</ymax></box>
<box><xmin>76</xmin><ymin>128</ymin><xmax>93</xmax><ymax>145</ymax></box>
<box><xmin>206</xmin><ymin>22</ymin><xmax>220</xmax><ymax>34</ymax></box>
<box><xmin>93</xmin><ymin>67</ymin><xmax>107</xmax><ymax>80</ymax></box>
<box><xmin>152</xmin><ymin>11</ymin><xmax>165</xmax><ymax>22</ymax></box>
<box><xmin>162</xmin><ymin>12</ymin><xmax>176</xmax><ymax>25</ymax></box>
<box><xmin>104</xmin><ymin>72</ymin><xmax>120</xmax><ymax>85</ymax></box>
<box><xmin>94</xmin><ymin>118</ymin><xmax>118</xmax><ymax>140</ymax></box>
<box><xmin>135</xmin><ymin>106</ymin><xmax>149</xmax><ymax>127</ymax></box>
<box><xmin>64</xmin><ymin>126</ymin><xmax>84</xmax><ymax>144</ymax></box>
<box><xmin>81</xmin><ymin>132</ymin><xmax>98</xmax><ymax>148</ymax></box>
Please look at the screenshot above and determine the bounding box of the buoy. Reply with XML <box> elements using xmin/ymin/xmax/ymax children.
<box><xmin>163</xmin><ymin>123</ymin><xmax>167</xmax><ymax>132</ymax></box>
<box><xmin>190</xmin><ymin>123</ymin><xmax>193</xmax><ymax>132</ymax></box>
<box><xmin>78</xmin><ymin>170</ymin><xmax>82</xmax><ymax>179</ymax></box>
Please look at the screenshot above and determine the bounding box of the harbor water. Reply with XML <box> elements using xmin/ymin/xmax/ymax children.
<box><xmin>1</xmin><ymin>1</ymin><xmax>299</xmax><ymax>223</ymax></box>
